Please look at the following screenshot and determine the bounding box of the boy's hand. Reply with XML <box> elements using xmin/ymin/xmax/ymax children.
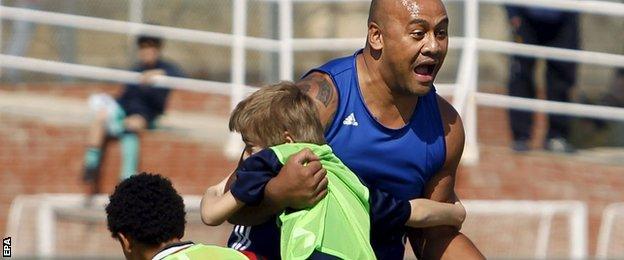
<box><xmin>266</xmin><ymin>148</ymin><xmax>328</xmax><ymax>210</ymax></box>
<box><xmin>453</xmin><ymin>201</ymin><xmax>467</xmax><ymax>230</ymax></box>
<box><xmin>140</xmin><ymin>69</ymin><xmax>165</xmax><ymax>85</ymax></box>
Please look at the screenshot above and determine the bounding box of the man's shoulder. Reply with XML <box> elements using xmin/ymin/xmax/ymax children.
<box><xmin>434</xmin><ymin>94</ymin><xmax>462</xmax><ymax>138</ymax></box>
<box><xmin>296</xmin><ymin>72</ymin><xmax>339</xmax><ymax>129</ymax></box>
<box><xmin>433</xmin><ymin>94</ymin><xmax>465</xmax><ymax>170</ymax></box>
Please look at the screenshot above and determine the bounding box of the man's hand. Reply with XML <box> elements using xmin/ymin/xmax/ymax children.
<box><xmin>140</xmin><ymin>69</ymin><xmax>165</xmax><ymax>85</ymax></box>
<box><xmin>226</xmin><ymin>148</ymin><xmax>329</xmax><ymax>225</ymax></box>
<box><xmin>266</xmin><ymin>148</ymin><xmax>328</xmax><ymax>209</ymax></box>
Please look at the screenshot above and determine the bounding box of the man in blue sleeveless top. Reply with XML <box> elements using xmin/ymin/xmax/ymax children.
<box><xmin>224</xmin><ymin>0</ymin><xmax>484</xmax><ymax>259</ymax></box>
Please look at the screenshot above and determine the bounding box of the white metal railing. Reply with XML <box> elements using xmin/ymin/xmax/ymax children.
<box><xmin>464</xmin><ymin>200</ymin><xmax>588</xmax><ymax>258</ymax></box>
<box><xmin>596</xmin><ymin>202</ymin><xmax>624</xmax><ymax>259</ymax></box>
<box><xmin>476</xmin><ymin>39</ymin><xmax>624</xmax><ymax>68</ymax></box>
<box><xmin>0</xmin><ymin>6</ymin><xmax>280</xmax><ymax>51</ymax></box>
<box><xmin>0</xmin><ymin>1</ymin><xmax>623</xmax><ymax>164</ymax></box>
<box><xmin>0</xmin><ymin>54</ymin><xmax>246</xmax><ymax>95</ymax></box>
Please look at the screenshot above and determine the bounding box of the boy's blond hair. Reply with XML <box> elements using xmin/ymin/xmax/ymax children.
<box><xmin>229</xmin><ymin>81</ymin><xmax>326</xmax><ymax>147</ymax></box>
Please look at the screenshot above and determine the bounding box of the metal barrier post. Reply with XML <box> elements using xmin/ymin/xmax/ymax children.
<box><xmin>0</xmin><ymin>0</ymin><xmax>3</xmax><ymax>79</ymax></box>
<box><xmin>570</xmin><ymin>202</ymin><xmax>588</xmax><ymax>258</ymax></box>
<box><xmin>279</xmin><ymin>0</ymin><xmax>293</xmax><ymax>80</ymax></box>
<box><xmin>37</xmin><ymin>198</ymin><xmax>55</xmax><ymax>257</ymax></box>
<box><xmin>128</xmin><ymin>0</ymin><xmax>143</xmax><ymax>55</ymax></box>
<box><xmin>225</xmin><ymin>0</ymin><xmax>248</xmax><ymax>159</ymax></box>
<box><xmin>456</xmin><ymin>0</ymin><xmax>480</xmax><ymax>165</ymax></box>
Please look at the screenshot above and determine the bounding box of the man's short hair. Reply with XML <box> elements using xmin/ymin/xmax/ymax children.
<box><xmin>137</xmin><ymin>35</ymin><xmax>163</xmax><ymax>48</ymax></box>
<box><xmin>229</xmin><ymin>81</ymin><xmax>326</xmax><ymax>147</ymax></box>
<box><xmin>106</xmin><ymin>173</ymin><xmax>185</xmax><ymax>246</ymax></box>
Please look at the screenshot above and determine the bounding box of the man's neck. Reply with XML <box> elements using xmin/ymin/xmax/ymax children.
<box><xmin>357</xmin><ymin>50</ymin><xmax>420</xmax><ymax>128</ymax></box>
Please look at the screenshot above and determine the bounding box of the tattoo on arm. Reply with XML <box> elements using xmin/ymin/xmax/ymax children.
<box><xmin>298</xmin><ymin>82</ymin><xmax>312</xmax><ymax>94</ymax></box>
<box><xmin>316</xmin><ymin>79</ymin><xmax>333</xmax><ymax>107</ymax></box>
<box><xmin>296</xmin><ymin>74</ymin><xmax>337</xmax><ymax>130</ymax></box>
<box><xmin>296</xmin><ymin>75</ymin><xmax>333</xmax><ymax>108</ymax></box>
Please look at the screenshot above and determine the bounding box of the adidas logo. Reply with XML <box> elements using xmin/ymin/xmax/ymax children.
<box><xmin>342</xmin><ymin>113</ymin><xmax>359</xmax><ymax>126</ymax></box>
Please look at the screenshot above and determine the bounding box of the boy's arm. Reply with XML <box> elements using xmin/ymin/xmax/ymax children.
<box><xmin>406</xmin><ymin>199</ymin><xmax>466</xmax><ymax>228</ymax></box>
<box><xmin>202</xmin><ymin>148</ymin><xmax>281</xmax><ymax>226</ymax></box>
<box><xmin>367</xmin><ymin>186</ymin><xmax>464</xmax><ymax>236</ymax></box>
<box><xmin>201</xmin><ymin>190</ymin><xmax>245</xmax><ymax>226</ymax></box>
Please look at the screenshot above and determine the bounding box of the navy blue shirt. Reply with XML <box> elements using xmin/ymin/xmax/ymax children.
<box><xmin>117</xmin><ymin>59</ymin><xmax>184</xmax><ymax>123</ymax></box>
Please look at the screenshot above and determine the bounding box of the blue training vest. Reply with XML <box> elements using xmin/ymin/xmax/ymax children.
<box><xmin>306</xmin><ymin>49</ymin><xmax>447</xmax><ymax>259</ymax></box>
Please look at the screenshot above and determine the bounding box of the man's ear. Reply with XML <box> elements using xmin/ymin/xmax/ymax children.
<box><xmin>367</xmin><ymin>22</ymin><xmax>383</xmax><ymax>51</ymax></box>
<box><xmin>284</xmin><ymin>131</ymin><xmax>295</xmax><ymax>143</ymax></box>
<box><xmin>118</xmin><ymin>233</ymin><xmax>133</xmax><ymax>254</ymax></box>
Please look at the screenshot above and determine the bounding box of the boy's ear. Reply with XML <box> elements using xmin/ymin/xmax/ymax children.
<box><xmin>118</xmin><ymin>233</ymin><xmax>133</xmax><ymax>253</ymax></box>
<box><xmin>284</xmin><ymin>131</ymin><xmax>295</xmax><ymax>143</ymax></box>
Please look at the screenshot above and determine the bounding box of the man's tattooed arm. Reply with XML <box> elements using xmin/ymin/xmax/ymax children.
<box><xmin>296</xmin><ymin>72</ymin><xmax>338</xmax><ymax>130</ymax></box>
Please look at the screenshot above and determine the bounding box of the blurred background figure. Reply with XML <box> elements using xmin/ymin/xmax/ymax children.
<box><xmin>82</xmin><ymin>35</ymin><xmax>185</xmax><ymax>203</ymax></box>
<box><xmin>604</xmin><ymin>68</ymin><xmax>624</xmax><ymax>108</ymax></box>
<box><xmin>505</xmin><ymin>5</ymin><xmax>579</xmax><ymax>153</ymax></box>
<box><xmin>577</xmin><ymin>67</ymin><xmax>624</xmax><ymax>147</ymax></box>
<box><xmin>4</xmin><ymin>0</ymin><xmax>76</xmax><ymax>83</ymax></box>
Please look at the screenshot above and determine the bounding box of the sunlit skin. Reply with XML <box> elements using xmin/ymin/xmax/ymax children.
<box><xmin>367</xmin><ymin>0</ymin><xmax>448</xmax><ymax>96</ymax></box>
<box><xmin>354</xmin><ymin>0</ymin><xmax>450</xmax><ymax>129</ymax></box>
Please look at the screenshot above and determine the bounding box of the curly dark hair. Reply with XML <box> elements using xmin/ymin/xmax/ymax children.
<box><xmin>106</xmin><ymin>172</ymin><xmax>186</xmax><ymax>246</ymax></box>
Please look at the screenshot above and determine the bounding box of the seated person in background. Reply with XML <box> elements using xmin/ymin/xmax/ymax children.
<box><xmin>106</xmin><ymin>172</ymin><xmax>249</xmax><ymax>260</ymax></box>
<box><xmin>200</xmin><ymin>82</ymin><xmax>466</xmax><ymax>259</ymax></box>
<box><xmin>82</xmin><ymin>34</ymin><xmax>185</xmax><ymax>200</ymax></box>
